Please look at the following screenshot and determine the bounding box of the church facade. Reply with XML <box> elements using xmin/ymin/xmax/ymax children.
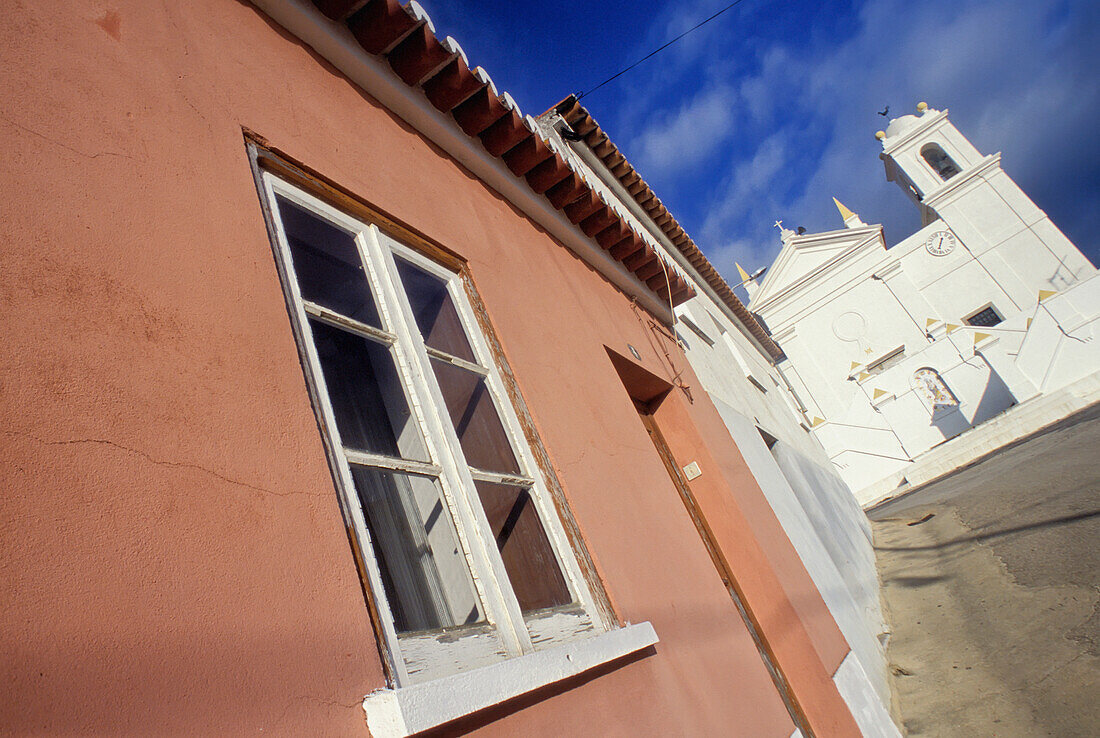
<box><xmin>746</xmin><ymin>104</ymin><xmax>1099</xmax><ymax>503</ymax></box>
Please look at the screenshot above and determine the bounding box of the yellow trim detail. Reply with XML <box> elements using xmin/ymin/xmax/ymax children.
<box><xmin>1026</xmin><ymin>318</ymin><xmax>1033</xmax><ymax>329</ymax></box>
<box><xmin>858</xmin><ymin>372</ymin><xmax>871</xmax><ymax>382</ymax></box>
<box><xmin>850</xmin><ymin>360</ymin><xmax>861</xmax><ymax>370</ymax></box>
<box><xmin>945</xmin><ymin>323</ymin><xmax>961</xmax><ymax>334</ymax></box>
<box><xmin>1038</xmin><ymin>289</ymin><xmax>1057</xmax><ymax>302</ymax></box>
<box><xmin>833</xmin><ymin>197</ymin><xmax>857</xmax><ymax>222</ymax></box>
<box><xmin>736</xmin><ymin>262</ymin><xmax>752</xmax><ymax>283</ymax></box>
<box><xmin>926</xmin><ymin>317</ymin><xmax>939</xmax><ymax>327</ymax></box>
<box><xmin>973</xmin><ymin>331</ymin><xmax>992</xmax><ymax>343</ymax></box>
<box><xmin>873</xmin><ymin>388</ymin><xmax>888</xmax><ymax>399</ymax></box>
<box><xmin>811</xmin><ymin>416</ymin><xmax>825</xmax><ymax>427</ymax></box>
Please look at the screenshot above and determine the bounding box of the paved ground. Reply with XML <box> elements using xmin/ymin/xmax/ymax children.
<box><xmin>869</xmin><ymin>403</ymin><xmax>1100</xmax><ymax>737</ymax></box>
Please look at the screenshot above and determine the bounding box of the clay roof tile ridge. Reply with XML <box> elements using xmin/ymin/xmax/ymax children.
<box><xmin>441</xmin><ymin>35</ymin><xmax>467</xmax><ymax>67</ymax></box>
<box><xmin>405</xmin><ymin>0</ymin><xmax>434</xmax><ymax>33</ymax></box>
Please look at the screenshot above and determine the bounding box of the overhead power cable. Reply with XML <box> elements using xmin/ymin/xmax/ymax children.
<box><xmin>577</xmin><ymin>0</ymin><xmax>751</xmax><ymax>100</ymax></box>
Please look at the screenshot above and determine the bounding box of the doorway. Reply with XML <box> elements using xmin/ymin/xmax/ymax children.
<box><xmin>607</xmin><ymin>347</ymin><xmax>814</xmax><ymax>737</ymax></box>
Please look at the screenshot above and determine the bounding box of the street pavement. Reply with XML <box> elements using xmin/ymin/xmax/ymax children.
<box><xmin>869</xmin><ymin>403</ymin><xmax>1100</xmax><ymax>737</ymax></box>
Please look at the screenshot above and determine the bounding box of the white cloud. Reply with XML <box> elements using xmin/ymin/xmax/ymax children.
<box><xmin>631</xmin><ymin>85</ymin><xmax>736</xmax><ymax>176</ymax></box>
<box><xmin>701</xmin><ymin>133</ymin><xmax>787</xmax><ymax>241</ymax></box>
<box><xmin>676</xmin><ymin>0</ymin><xmax>1100</xmax><ymax>283</ymax></box>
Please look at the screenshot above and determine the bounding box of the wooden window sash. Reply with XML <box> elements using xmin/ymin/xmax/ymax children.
<box><xmin>255</xmin><ymin>166</ymin><xmax>608</xmax><ymax>686</ymax></box>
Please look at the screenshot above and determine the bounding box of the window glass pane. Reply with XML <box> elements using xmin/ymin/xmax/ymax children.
<box><xmin>430</xmin><ymin>358</ymin><xmax>520</xmax><ymax>474</ymax></box>
<box><xmin>350</xmin><ymin>466</ymin><xmax>484</xmax><ymax>632</ymax></box>
<box><xmin>309</xmin><ymin>318</ymin><xmax>428</xmax><ymax>461</ymax></box>
<box><xmin>276</xmin><ymin>196</ymin><xmax>382</xmax><ymax>327</ymax></box>
<box><xmin>966</xmin><ymin>307</ymin><xmax>1002</xmax><ymax>327</ymax></box>
<box><xmin>474</xmin><ymin>481</ymin><xmax>571</xmax><ymax>613</ymax></box>
<box><xmin>395</xmin><ymin>258</ymin><xmax>477</xmax><ymax>363</ymax></box>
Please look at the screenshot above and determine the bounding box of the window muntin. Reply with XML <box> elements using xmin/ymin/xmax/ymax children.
<box><xmin>262</xmin><ymin>175</ymin><xmax>602</xmax><ymax>685</ymax></box>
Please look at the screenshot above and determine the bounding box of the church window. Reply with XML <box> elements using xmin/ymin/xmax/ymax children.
<box><xmin>921</xmin><ymin>144</ymin><xmax>961</xmax><ymax>181</ymax></box>
<box><xmin>866</xmin><ymin>346</ymin><xmax>906</xmax><ymax>375</ymax></box>
<box><xmin>965</xmin><ymin>306</ymin><xmax>1002</xmax><ymax>328</ymax></box>
<box><xmin>913</xmin><ymin>368</ymin><xmax>958</xmax><ymax>412</ymax></box>
<box><xmin>679</xmin><ymin>314</ymin><xmax>715</xmax><ymax>346</ymax></box>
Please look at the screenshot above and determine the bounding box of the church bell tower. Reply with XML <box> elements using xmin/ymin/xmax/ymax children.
<box><xmin>876</xmin><ymin>102</ymin><xmax>1093</xmax><ymax>292</ymax></box>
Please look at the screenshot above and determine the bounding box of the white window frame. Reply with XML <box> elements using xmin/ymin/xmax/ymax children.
<box><xmin>254</xmin><ymin>169</ymin><xmax>657</xmax><ymax>722</ymax></box>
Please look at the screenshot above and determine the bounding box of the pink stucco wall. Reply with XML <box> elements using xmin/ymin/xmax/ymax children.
<box><xmin>0</xmin><ymin>2</ymin><xmax>856</xmax><ymax>735</ymax></box>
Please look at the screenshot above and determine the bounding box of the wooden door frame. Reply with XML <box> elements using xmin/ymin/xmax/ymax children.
<box><xmin>635</xmin><ymin>403</ymin><xmax>815</xmax><ymax>738</ymax></box>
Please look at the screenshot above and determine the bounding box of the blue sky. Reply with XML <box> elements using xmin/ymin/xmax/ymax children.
<box><xmin>422</xmin><ymin>0</ymin><xmax>1099</xmax><ymax>289</ymax></box>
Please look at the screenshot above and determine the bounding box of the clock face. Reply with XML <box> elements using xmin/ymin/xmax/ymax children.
<box><xmin>924</xmin><ymin>230</ymin><xmax>956</xmax><ymax>256</ymax></box>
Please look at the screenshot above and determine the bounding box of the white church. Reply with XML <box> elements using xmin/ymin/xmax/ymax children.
<box><xmin>536</xmin><ymin>99</ymin><xmax>1099</xmax><ymax>731</ymax></box>
<box><xmin>743</xmin><ymin>103</ymin><xmax>1100</xmax><ymax>505</ymax></box>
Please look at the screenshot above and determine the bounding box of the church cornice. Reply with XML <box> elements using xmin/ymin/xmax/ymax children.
<box><xmin>879</xmin><ymin>109</ymin><xmax>950</xmax><ymax>156</ymax></box>
<box><xmin>923</xmin><ymin>153</ymin><xmax>1003</xmax><ymax>209</ymax></box>
<box><xmin>751</xmin><ymin>228</ymin><xmax>885</xmax><ymax>313</ymax></box>
<box><xmin>765</xmin><ymin>257</ymin><xmax>889</xmax><ymax>325</ymax></box>
<box><xmin>781</xmin><ymin>224</ymin><xmax>882</xmax><ymax>248</ymax></box>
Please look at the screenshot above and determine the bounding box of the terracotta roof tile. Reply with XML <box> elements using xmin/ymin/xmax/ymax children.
<box><xmin>550</xmin><ymin>95</ymin><xmax>781</xmax><ymax>360</ymax></box>
<box><xmin>421</xmin><ymin>57</ymin><xmax>482</xmax><ymax>112</ymax></box>
<box><xmin>307</xmin><ymin>0</ymin><xmax>696</xmax><ymax>309</ymax></box>
<box><xmin>347</xmin><ymin>0</ymin><xmax>419</xmax><ymax>55</ymax></box>
<box><xmin>544</xmin><ymin>172</ymin><xmax>587</xmax><ymax>210</ymax></box>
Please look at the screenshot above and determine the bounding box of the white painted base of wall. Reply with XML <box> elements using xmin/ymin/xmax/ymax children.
<box><xmin>860</xmin><ymin>371</ymin><xmax>1100</xmax><ymax>508</ymax></box>
<box><xmin>833</xmin><ymin>651</ymin><xmax>903</xmax><ymax>738</ymax></box>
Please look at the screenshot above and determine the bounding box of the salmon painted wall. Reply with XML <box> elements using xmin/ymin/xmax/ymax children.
<box><xmin>0</xmin><ymin>2</ymin><xmax>851</xmax><ymax>735</ymax></box>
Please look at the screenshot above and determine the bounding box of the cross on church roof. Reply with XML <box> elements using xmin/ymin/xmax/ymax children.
<box><xmin>773</xmin><ymin>220</ymin><xmax>784</xmax><ymax>230</ymax></box>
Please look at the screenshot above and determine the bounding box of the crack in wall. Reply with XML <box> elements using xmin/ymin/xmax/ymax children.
<box><xmin>0</xmin><ymin>113</ymin><xmax>134</xmax><ymax>161</ymax></box>
<box><xmin>271</xmin><ymin>693</ymin><xmax>363</xmax><ymax>729</ymax></box>
<box><xmin>4</xmin><ymin>429</ymin><xmax>321</xmax><ymax>499</ymax></box>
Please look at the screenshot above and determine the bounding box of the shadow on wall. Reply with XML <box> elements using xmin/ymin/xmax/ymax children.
<box><xmin>968</xmin><ymin>362</ymin><xmax>1015</xmax><ymax>426</ymax></box>
<box><xmin>929</xmin><ymin>362</ymin><xmax>1014</xmax><ymax>442</ymax></box>
<box><xmin>931</xmin><ymin>406</ymin><xmax>969</xmax><ymax>441</ymax></box>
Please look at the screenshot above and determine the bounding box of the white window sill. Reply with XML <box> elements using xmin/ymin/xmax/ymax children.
<box><xmin>362</xmin><ymin>622</ymin><xmax>659</xmax><ymax>737</ymax></box>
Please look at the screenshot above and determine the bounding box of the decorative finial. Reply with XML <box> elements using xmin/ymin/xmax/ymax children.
<box><xmin>833</xmin><ymin>198</ymin><xmax>855</xmax><ymax>221</ymax></box>
<box><xmin>875</xmin><ymin>130</ymin><xmax>886</xmax><ymax>140</ymax></box>
<box><xmin>736</xmin><ymin>262</ymin><xmax>761</xmax><ymax>299</ymax></box>
<box><xmin>833</xmin><ymin>197</ymin><xmax>866</xmax><ymax>228</ymax></box>
<box><xmin>917</xmin><ymin>101</ymin><xmax>928</xmax><ymax>112</ymax></box>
